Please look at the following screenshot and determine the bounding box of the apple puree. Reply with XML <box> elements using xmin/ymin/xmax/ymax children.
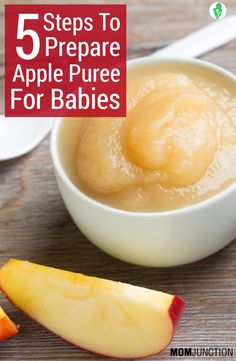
<box><xmin>59</xmin><ymin>63</ymin><xmax>236</xmax><ymax>211</ymax></box>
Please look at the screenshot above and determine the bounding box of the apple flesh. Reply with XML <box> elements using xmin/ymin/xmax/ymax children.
<box><xmin>0</xmin><ymin>305</ymin><xmax>18</xmax><ymax>341</ymax></box>
<box><xmin>0</xmin><ymin>259</ymin><xmax>185</xmax><ymax>358</ymax></box>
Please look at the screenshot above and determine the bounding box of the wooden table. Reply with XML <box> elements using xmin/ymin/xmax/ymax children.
<box><xmin>0</xmin><ymin>1</ymin><xmax>236</xmax><ymax>360</ymax></box>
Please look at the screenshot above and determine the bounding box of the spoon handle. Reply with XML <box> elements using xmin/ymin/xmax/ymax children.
<box><xmin>150</xmin><ymin>16</ymin><xmax>236</xmax><ymax>58</ymax></box>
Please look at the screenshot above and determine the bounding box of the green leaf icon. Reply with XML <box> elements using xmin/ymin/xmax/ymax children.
<box><xmin>213</xmin><ymin>3</ymin><xmax>223</xmax><ymax>19</ymax></box>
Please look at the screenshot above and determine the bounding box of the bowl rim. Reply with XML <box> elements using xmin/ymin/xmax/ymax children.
<box><xmin>50</xmin><ymin>56</ymin><xmax>236</xmax><ymax>218</ymax></box>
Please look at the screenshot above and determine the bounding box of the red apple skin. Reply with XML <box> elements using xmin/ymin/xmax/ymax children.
<box><xmin>168</xmin><ymin>295</ymin><xmax>186</xmax><ymax>329</ymax></box>
<box><xmin>0</xmin><ymin>313</ymin><xmax>18</xmax><ymax>341</ymax></box>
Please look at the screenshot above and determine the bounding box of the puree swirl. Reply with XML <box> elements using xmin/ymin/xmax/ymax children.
<box><xmin>77</xmin><ymin>72</ymin><xmax>236</xmax><ymax>193</ymax></box>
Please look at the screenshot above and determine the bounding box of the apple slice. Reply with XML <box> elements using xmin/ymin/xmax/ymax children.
<box><xmin>0</xmin><ymin>259</ymin><xmax>185</xmax><ymax>358</ymax></box>
<box><xmin>0</xmin><ymin>305</ymin><xmax>18</xmax><ymax>341</ymax></box>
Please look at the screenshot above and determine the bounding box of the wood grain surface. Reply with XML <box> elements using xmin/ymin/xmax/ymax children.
<box><xmin>0</xmin><ymin>1</ymin><xmax>236</xmax><ymax>360</ymax></box>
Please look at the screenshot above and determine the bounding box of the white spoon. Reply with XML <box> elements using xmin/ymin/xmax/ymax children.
<box><xmin>151</xmin><ymin>15</ymin><xmax>236</xmax><ymax>58</ymax></box>
<box><xmin>0</xmin><ymin>115</ymin><xmax>54</xmax><ymax>161</ymax></box>
<box><xmin>0</xmin><ymin>16</ymin><xmax>235</xmax><ymax>161</ymax></box>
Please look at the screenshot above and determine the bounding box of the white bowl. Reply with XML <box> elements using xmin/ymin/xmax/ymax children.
<box><xmin>50</xmin><ymin>57</ymin><xmax>236</xmax><ymax>267</ymax></box>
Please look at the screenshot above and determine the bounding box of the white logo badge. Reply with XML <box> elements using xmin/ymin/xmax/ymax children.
<box><xmin>209</xmin><ymin>2</ymin><xmax>227</xmax><ymax>20</ymax></box>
